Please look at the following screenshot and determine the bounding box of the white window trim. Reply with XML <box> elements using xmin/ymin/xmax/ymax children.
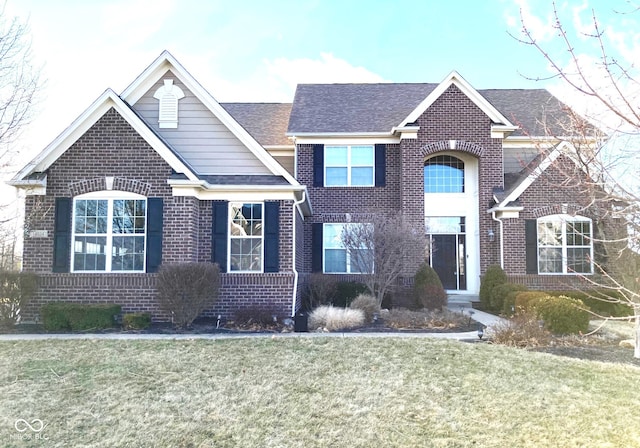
<box><xmin>537</xmin><ymin>214</ymin><xmax>593</xmax><ymax>275</ymax></box>
<box><xmin>324</xmin><ymin>145</ymin><xmax>375</xmax><ymax>187</ymax></box>
<box><xmin>71</xmin><ymin>191</ymin><xmax>147</xmax><ymax>273</ymax></box>
<box><xmin>322</xmin><ymin>223</ymin><xmax>373</xmax><ymax>274</ymax></box>
<box><xmin>228</xmin><ymin>202</ymin><xmax>264</xmax><ymax>273</ymax></box>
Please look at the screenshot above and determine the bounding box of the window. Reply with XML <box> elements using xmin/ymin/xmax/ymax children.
<box><xmin>229</xmin><ymin>202</ymin><xmax>263</xmax><ymax>272</ymax></box>
<box><xmin>424</xmin><ymin>155</ymin><xmax>465</xmax><ymax>193</ymax></box>
<box><xmin>537</xmin><ymin>215</ymin><xmax>593</xmax><ymax>274</ymax></box>
<box><xmin>72</xmin><ymin>192</ymin><xmax>146</xmax><ymax>272</ymax></box>
<box><xmin>325</xmin><ymin>145</ymin><xmax>374</xmax><ymax>186</ymax></box>
<box><xmin>323</xmin><ymin>223</ymin><xmax>373</xmax><ymax>273</ymax></box>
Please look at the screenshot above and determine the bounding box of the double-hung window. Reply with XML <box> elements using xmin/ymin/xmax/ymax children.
<box><xmin>325</xmin><ymin>145</ymin><xmax>374</xmax><ymax>186</ymax></box>
<box><xmin>537</xmin><ymin>215</ymin><xmax>593</xmax><ymax>274</ymax></box>
<box><xmin>229</xmin><ymin>202</ymin><xmax>263</xmax><ymax>272</ymax></box>
<box><xmin>323</xmin><ymin>223</ymin><xmax>373</xmax><ymax>273</ymax></box>
<box><xmin>72</xmin><ymin>192</ymin><xmax>147</xmax><ymax>272</ymax></box>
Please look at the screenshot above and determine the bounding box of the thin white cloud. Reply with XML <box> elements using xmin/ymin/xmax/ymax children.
<box><xmin>504</xmin><ymin>0</ymin><xmax>556</xmax><ymax>42</ymax></box>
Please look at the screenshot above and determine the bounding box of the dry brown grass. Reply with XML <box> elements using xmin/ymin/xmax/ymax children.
<box><xmin>385</xmin><ymin>308</ymin><xmax>469</xmax><ymax>330</ymax></box>
<box><xmin>308</xmin><ymin>306</ymin><xmax>365</xmax><ymax>331</ymax></box>
<box><xmin>1</xmin><ymin>338</ymin><xmax>639</xmax><ymax>447</ymax></box>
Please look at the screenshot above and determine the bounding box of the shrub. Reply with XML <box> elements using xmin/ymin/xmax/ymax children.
<box><xmin>233</xmin><ymin>306</ymin><xmax>281</xmax><ymax>328</ymax></box>
<box><xmin>349</xmin><ymin>293</ymin><xmax>380</xmax><ymax>323</ymax></box>
<box><xmin>385</xmin><ymin>308</ymin><xmax>468</xmax><ymax>330</ymax></box>
<box><xmin>157</xmin><ymin>262</ymin><xmax>220</xmax><ymax>328</ymax></box>
<box><xmin>332</xmin><ymin>281</ymin><xmax>368</xmax><ymax>307</ymax></box>
<box><xmin>41</xmin><ymin>303</ymin><xmax>121</xmax><ymax>331</ymax></box>
<box><xmin>547</xmin><ymin>290</ymin><xmax>632</xmax><ymax>318</ymax></box>
<box><xmin>0</xmin><ymin>271</ymin><xmax>38</xmax><ymax>327</ymax></box>
<box><xmin>490</xmin><ymin>283</ymin><xmax>528</xmax><ymax>316</ymax></box>
<box><xmin>413</xmin><ymin>262</ymin><xmax>447</xmax><ymax>310</ymax></box>
<box><xmin>536</xmin><ymin>295</ymin><xmax>590</xmax><ymax>335</ymax></box>
<box><xmin>514</xmin><ymin>291</ymin><xmax>548</xmax><ymax>314</ymax></box>
<box><xmin>122</xmin><ymin>312</ymin><xmax>151</xmax><ymax>330</ymax></box>
<box><xmin>479</xmin><ymin>265</ymin><xmax>508</xmax><ymax>312</ymax></box>
<box><xmin>308</xmin><ymin>306</ymin><xmax>364</xmax><ymax>331</ymax></box>
<box><xmin>490</xmin><ymin>310</ymin><xmax>552</xmax><ymax>348</ymax></box>
<box><xmin>304</xmin><ymin>273</ymin><xmax>338</xmax><ymax>310</ymax></box>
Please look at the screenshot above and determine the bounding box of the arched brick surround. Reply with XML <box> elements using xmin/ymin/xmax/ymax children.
<box><xmin>69</xmin><ymin>177</ymin><xmax>152</xmax><ymax>197</ymax></box>
<box><xmin>421</xmin><ymin>140</ymin><xmax>485</xmax><ymax>159</ymax></box>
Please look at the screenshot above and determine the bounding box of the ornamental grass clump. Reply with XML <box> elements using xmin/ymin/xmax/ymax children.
<box><xmin>349</xmin><ymin>293</ymin><xmax>380</xmax><ymax>323</ymax></box>
<box><xmin>308</xmin><ymin>306</ymin><xmax>364</xmax><ymax>331</ymax></box>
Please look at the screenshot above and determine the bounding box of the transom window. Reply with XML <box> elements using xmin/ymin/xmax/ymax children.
<box><xmin>537</xmin><ymin>215</ymin><xmax>593</xmax><ymax>274</ymax></box>
<box><xmin>229</xmin><ymin>202</ymin><xmax>263</xmax><ymax>272</ymax></box>
<box><xmin>323</xmin><ymin>223</ymin><xmax>373</xmax><ymax>273</ymax></box>
<box><xmin>72</xmin><ymin>192</ymin><xmax>146</xmax><ymax>272</ymax></box>
<box><xmin>424</xmin><ymin>155</ymin><xmax>465</xmax><ymax>193</ymax></box>
<box><xmin>325</xmin><ymin>145</ymin><xmax>374</xmax><ymax>186</ymax></box>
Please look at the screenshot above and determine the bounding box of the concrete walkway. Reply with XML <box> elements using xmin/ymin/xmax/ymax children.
<box><xmin>0</xmin><ymin>303</ymin><xmax>506</xmax><ymax>342</ymax></box>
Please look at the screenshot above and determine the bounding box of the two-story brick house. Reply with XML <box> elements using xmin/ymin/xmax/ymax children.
<box><xmin>10</xmin><ymin>51</ymin><xmax>600</xmax><ymax>320</ymax></box>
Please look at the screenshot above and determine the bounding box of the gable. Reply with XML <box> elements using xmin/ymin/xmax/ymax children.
<box><xmin>9</xmin><ymin>89</ymin><xmax>199</xmax><ymax>191</ymax></box>
<box><xmin>133</xmin><ymin>70</ymin><xmax>272</xmax><ymax>176</ymax></box>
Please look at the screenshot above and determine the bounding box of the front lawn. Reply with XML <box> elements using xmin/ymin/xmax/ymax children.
<box><xmin>1</xmin><ymin>337</ymin><xmax>639</xmax><ymax>447</ymax></box>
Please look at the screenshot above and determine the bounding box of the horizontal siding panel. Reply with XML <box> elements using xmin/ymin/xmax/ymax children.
<box><xmin>131</xmin><ymin>70</ymin><xmax>273</xmax><ymax>176</ymax></box>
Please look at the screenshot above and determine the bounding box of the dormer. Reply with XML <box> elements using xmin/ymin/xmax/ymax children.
<box><xmin>153</xmin><ymin>79</ymin><xmax>185</xmax><ymax>128</ymax></box>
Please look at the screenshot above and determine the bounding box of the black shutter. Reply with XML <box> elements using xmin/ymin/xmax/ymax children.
<box><xmin>312</xmin><ymin>223</ymin><xmax>323</xmax><ymax>272</ymax></box>
<box><xmin>52</xmin><ymin>197</ymin><xmax>72</xmax><ymax>273</ymax></box>
<box><xmin>146</xmin><ymin>198</ymin><xmax>163</xmax><ymax>273</ymax></box>
<box><xmin>264</xmin><ymin>202</ymin><xmax>279</xmax><ymax>273</ymax></box>
<box><xmin>375</xmin><ymin>144</ymin><xmax>386</xmax><ymax>187</ymax></box>
<box><xmin>313</xmin><ymin>144</ymin><xmax>324</xmax><ymax>187</ymax></box>
<box><xmin>212</xmin><ymin>201</ymin><xmax>228</xmax><ymax>273</ymax></box>
<box><xmin>525</xmin><ymin>219</ymin><xmax>538</xmax><ymax>274</ymax></box>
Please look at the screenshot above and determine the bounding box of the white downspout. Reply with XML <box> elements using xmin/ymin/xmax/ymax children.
<box><xmin>290</xmin><ymin>190</ymin><xmax>306</xmax><ymax>317</ymax></box>
<box><xmin>491</xmin><ymin>211</ymin><xmax>504</xmax><ymax>269</ymax></box>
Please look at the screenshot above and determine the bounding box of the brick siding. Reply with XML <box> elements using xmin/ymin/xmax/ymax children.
<box><xmin>21</xmin><ymin>108</ymin><xmax>296</xmax><ymax>322</ymax></box>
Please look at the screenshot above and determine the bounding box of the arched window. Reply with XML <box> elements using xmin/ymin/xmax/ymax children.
<box><xmin>424</xmin><ymin>155</ymin><xmax>465</xmax><ymax>193</ymax></box>
<box><xmin>537</xmin><ymin>214</ymin><xmax>593</xmax><ymax>274</ymax></box>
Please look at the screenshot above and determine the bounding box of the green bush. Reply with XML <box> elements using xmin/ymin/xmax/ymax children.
<box><xmin>41</xmin><ymin>303</ymin><xmax>69</xmax><ymax>331</ymax></box>
<box><xmin>514</xmin><ymin>291</ymin><xmax>548</xmax><ymax>314</ymax></box>
<box><xmin>536</xmin><ymin>295</ymin><xmax>590</xmax><ymax>335</ymax></box>
<box><xmin>157</xmin><ymin>262</ymin><xmax>221</xmax><ymax>328</ymax></box>
<box><xmin>0</xmin><ymin>271</ymin><xmax>38</xmax><ymax>327</ymax></box>
<box><xmin>332</xmin><ymin>281</ymin><xmax>368</xmax><ymax>307</ymax></box>
<box><xmin>349</xmin><ymin>293</ymin><xmax>380</xmax><ymax>323</ymax></box>
<box><xmin>122</xmin><ymin>312</ymin><xmax>151</xmax><ymax>330</ymax></box>
<box><xmin>42</xmin><ymin>303</ymin><xmax>121</xmax><ymax>331</ymax></box>
<box><xmin>490</xmin><ymin>283</ymin><xmax>528</xmax><ymax>316</ymax></box>
<box><xmin>413</xmin><ymin>262</ymin><xmax>447</xmax><ymax>310</ymax></box>
<box><xmin>546</xmin><ymin>290</ymin><xmax>632</xmax><ymax>317</ymax></box>
<box><xmin>479</xmin><ymin>265</ymin><xmax>508</xmax><ymax>312</ymax></box>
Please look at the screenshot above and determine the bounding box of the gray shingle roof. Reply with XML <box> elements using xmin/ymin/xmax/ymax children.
<box><xmin>287</xmin><ymin>83</ymin><xmax>437</xmax><ymax>134</ymax></box>
<box><xmin>479</xmin><ymin>89</ymin><xmax>575</xmax><ymax>137</ymax></box>
<box><xmin>222</xmin><ymin>103</ymin><xmax>292</xmax><ymax>147</ymax></box>
<box><xmin>285</xmin><ymin>83</ymin><xmax>582</xmax><ymax>136</ymax></box>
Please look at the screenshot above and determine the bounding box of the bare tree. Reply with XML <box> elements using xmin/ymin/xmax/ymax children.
<box><xmin>340</xmin><ymin>213</ymin><xmax>427</xmax><ymax>307</ymax></box>
<box><xmin>0</xmin><ymin>5</ymin><xmax>41</xmax><ymax>269</ymax></box>
<box><xmin>514</xmin><ymin>2</ymin><xmax>640</xmax><ymax>357</ymax></box>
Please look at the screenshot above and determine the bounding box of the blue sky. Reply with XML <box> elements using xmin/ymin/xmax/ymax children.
<box><xmin>7</xmin><ymin>0</ymin><xmax>640</xmax><ymax>158</ymax></box>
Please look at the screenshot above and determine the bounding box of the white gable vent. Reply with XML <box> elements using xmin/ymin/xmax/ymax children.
<box><xmin>153</xmin><ymin>79</ymin><xmax>185</xmax><ymax>128</ymax></box>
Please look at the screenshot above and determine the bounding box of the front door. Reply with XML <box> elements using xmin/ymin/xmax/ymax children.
<box><xmin>431</xmin><ymin>234</ymin><xmax>467</xmax><ymax>290</ymax></box>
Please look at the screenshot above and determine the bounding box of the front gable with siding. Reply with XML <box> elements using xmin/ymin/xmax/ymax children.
<box><xmin>11</xmin><ymin>51</ymin><xmax>604</xmax><ymax>321</ymax></box>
